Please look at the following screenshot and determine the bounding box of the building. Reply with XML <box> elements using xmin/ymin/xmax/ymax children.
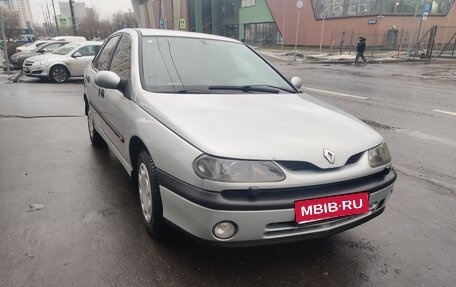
<box><xmin>131</xmin><ymin>0</ymin><xmax>456</xmax><ymax>49</ymax></box>
<box><xmin>0</xmin><ymin>0</ymin><xmax>10</xmax><ymax>10</ymax></box>
<box><xmin>59</xmin><ymin>1</ymin><xmax>87</xmax><ymax>28</ymax></box>
<box><xmin>6</xmin><ymin>0</ymin><xmax>33</xmax><ymax>29</ymax></box>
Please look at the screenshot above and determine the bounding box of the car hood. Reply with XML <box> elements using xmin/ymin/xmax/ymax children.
<box><xmin>26</xmin><ymin>53</ymin><xmax>65</xmax><ymax>62</ymax></box>
<box><xmin>14</xmin><ymin>51</ymin><xmax>38</xmax><ymax>59</ymax></box>
<box><xmin>137</xmin><ymin>92</ymin><xmax>383</xmax><ymax>168</ymax></box>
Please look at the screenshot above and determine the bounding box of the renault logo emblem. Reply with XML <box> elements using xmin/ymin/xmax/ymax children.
<box><xmin>323</xmin><ymin>148</ymin><xmax>335</xmax><ymax>164</ymax></box>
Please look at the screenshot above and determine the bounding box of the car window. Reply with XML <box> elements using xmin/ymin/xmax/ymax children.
<box><xmin>39</xmin><ymin>43</ymin><xmax>64</xmax><ymax>52</ymax></box>
<box><xmin>76</xmin><ymin>45</ymin><xmax>100</xmax><ymax>57</ymax></box>
<box><xmin>93</xmin><ymin>36</ymin><xmax>120</xmax><ymax>71</ymax></box>
<box><xmin>52</xmin><ymin>43</ymin><xmax>80</xmax><ymax>55</ymax></box>
<box><xmin>141</xmin><ymin>36</ymin><xmax>293</xmax><ymax>93</ymax></box>
<box><xmin>109</xmin><ymin>36</ymin><xmax>131</xmax><ymax>81</ymax></box>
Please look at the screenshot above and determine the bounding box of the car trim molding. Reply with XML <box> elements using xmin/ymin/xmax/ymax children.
<box><xmin>89</xmin><ymin>100</ymin><xmax>124</xmax><ymax>143</ymax></box>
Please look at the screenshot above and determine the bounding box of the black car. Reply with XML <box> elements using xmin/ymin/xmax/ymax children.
<box><xmin>9</xmin><ymin>41</ymin><xmax>69</xmax><ymax>69</ymax></box>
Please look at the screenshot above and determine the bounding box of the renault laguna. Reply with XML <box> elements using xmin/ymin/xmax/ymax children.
<box><xmin>83</xmin><ymin>29</ymin><xmax>396</xmax><ymax>246</ymax></box>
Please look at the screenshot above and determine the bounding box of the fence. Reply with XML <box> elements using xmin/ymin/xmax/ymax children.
<box><xmin>326</xmin><ymin>25</ymin><xmax>456</xmax><ymax>59</ymax></box>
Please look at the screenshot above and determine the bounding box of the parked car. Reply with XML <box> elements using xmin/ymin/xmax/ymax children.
<box><xmin>51</xmin><ymin>36</ymin><xmax>87</xmax><ymax>42</ymax></box>
<box><xmin>16</xmin><ymin>40</ymin><xmax>49</xmax><ymax>53</ymax></box>
<box><xmin>23</xmin><ymin>41</ymin><xmax>103</xmax><ymax>83</ymax></box>
<box><xmin>9</xmin><ymin>41</ymin><xmax>69</xmax><ymax>69</ymax></box>
<box><xmin>84</xmin><ymin>29</ymin><xmax>396</xmax><ymax>246</ymax></box>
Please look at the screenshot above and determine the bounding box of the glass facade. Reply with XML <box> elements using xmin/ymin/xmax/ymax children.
<box><xmin>219</xmin><ymin>0</ymin><xmax>240</xmax><ymax>39</ymax></box>
<box><xmin>241</xmin><ymin>0</ymin><xmax>256</xmax><ymax>8</ymax></box>
<box><xmin>244</xmin><ymin>22</ymin><xmax>281</xmax><ymax>44</ymax></box>
<box><xmin>312</xmin><ymin>0</ymin><xmax>453</xmax><ymax>19</ymax></box>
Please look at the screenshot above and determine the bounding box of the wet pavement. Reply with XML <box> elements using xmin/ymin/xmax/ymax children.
<box><xmin>0</xmin><ymin>63</ymin><xmax>455</xmax><ymax>286</ymax></box>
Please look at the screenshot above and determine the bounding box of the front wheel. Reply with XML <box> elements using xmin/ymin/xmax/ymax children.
<box><xmin>137</xmin><ymin>150</ymin><xmax>167</xmax><ymax>237</ymax></box>
<box><xmin>50</xmin><ymin>65</ymin><xmax>69</xmax><ymax>83</ymax></box>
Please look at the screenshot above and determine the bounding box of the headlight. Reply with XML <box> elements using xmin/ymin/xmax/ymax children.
<box><xmin>32</xmin><ymin>60</ymin><xmax>47</xmax><ymax>66</ymax></box>
<box><xmin>193</xmin><ymin>155</ymin><xmax>285</xmax><ymax>182</ymax></box>
<box><xmin>368</xmin><ymin>142</ymin><xmax>392</xmax><ymax>168</ymax></box>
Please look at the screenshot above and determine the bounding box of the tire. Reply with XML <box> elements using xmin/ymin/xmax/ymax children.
<box><xmin>50</xmin><ymin>65</ymin><xmax>69</xmax><ymax>83</ymax></box>
<box><xmin>87</xmin><ymin>105</ymin><xmax>106</xmax><ymax>147</ymax></box>
<box><xmin>137</xmin><ymin>150</ymin><xmax>167</xmax><ymax>237</ymax></box>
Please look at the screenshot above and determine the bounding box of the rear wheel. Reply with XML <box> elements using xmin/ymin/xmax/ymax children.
<box><xmin>137</xmin><ymin>150</ymin><xmax>167</xmax><ymax>237</ymax></box>
<box><xmin>50</xmin><ymin>65</ymin><xmax>69</xmax><ymax>83</ymax></box>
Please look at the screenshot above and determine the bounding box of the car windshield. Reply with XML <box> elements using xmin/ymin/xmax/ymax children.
<box><xmin>52</xmin><ymin>43</ymin><xmax>79</xmax><ymax>55</ymax></box>
<box><xmin>141</xmin><ymin>36</ymin><xmax>295</xmax><ymax>94</ymax></box>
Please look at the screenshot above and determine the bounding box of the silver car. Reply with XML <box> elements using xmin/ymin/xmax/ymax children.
<box><xmin>84</xmin><ymin>29</ymin><xmax>396</xmax><ymax>246</ymax></box>
<box><xmin>23</xmin><ymin>41</ymin><xmax>102</xmax><ymax>83</ymax></box>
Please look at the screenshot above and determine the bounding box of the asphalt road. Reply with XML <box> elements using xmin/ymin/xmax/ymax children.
<box><xmin>0</xmin><ymin>61</ymin><xmax>455</xmax><ymax>287</ymax></box>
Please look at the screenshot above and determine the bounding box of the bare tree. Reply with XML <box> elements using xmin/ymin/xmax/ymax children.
<box><xmin>1</xmin><ymin>9</ymin><xmax>21</xmax><ymax>40</ymax></box>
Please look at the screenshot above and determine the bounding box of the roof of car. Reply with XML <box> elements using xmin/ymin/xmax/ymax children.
<box><xmin>132</xmin><ymin>29</ymin><xmax>241</xmax><ymax>44</ymax></box>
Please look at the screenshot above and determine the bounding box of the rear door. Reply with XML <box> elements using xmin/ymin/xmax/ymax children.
<box><xmin>70</xmin><ymin>44</ymin><xmax>101</xmax><ymax>76</ymax></box>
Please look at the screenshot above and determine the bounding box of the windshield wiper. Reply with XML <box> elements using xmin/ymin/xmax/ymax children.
<box><xmin>209</xmin><ymin>85</ymin><xmax>280</xmax><ymax>94</ymax></box>
<box><xmin>249</xmin><ymin>84</ymin><xmax>296</xmax><ymax>93</ymax></box>
<box><xmin>175</xmin><ymin>89</ymin><xmax>214</xmax><ymax>94</ymax></box>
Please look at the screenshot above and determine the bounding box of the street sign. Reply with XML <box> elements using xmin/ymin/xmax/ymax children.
<box><xmin>423</xmin><ymin>3</ymin><xmax>430</xmax><ymax>13</ymax></box>
<box><xmin>296</xmin><ymin>0</ymin><xmax>303</xmax><ymax>9</ymax></box>
<box><xmin>368</xmin><ymin>19</ymin><xmax>377</xmax><ymax>24</ymax></box>
<box><xmin>179</xmin><ymin>19</ymin><xmax>186</xmax><ymax>29</ymax></box>
<box><xmin>58</xmin><ymin>17</ymin><xmax>69</xmax><ymax>27</ymax></box>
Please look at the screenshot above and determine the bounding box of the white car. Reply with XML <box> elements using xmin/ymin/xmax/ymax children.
<box><xmin>23</xmin><ymin>41</ymin><xmax>102</xmax><ymax>83</ymax></box>
<box><xmin>84</xmin><ymin>29</ymin><xmax>396</xmax><ymax>246</ymax></box>
<box><xmin>16</xmin><ymin>40</ymin><xmax>49</xmax><ymax>53</ymax></box>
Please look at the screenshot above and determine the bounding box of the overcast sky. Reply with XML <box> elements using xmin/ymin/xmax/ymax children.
<box><xmin>30</xmin><ymin>0</ymin><xmax>133</xmax><ymax>23</ymax></box>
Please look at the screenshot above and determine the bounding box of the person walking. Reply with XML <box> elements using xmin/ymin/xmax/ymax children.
<box><xmin>354</xmin><ymin>37</ymin><xmax>367</xmax><ymax>65</ymax></box>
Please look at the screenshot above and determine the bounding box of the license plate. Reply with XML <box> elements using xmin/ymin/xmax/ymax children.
<box><xmin>294</xmin><ymin>192</ymin><xmax>369</xmax><ymax>223</ymax></box>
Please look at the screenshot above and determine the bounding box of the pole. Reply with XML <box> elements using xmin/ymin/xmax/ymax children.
<box><xmin>0</xmin><ymin>7</ymin><xmax>10</xmax><ymax>74</ymax></box>
<box><xmin>319</xmin><ymin>7</ymin><xmax>326</xmax><ymax>52</ymax></box>
<box><xmin>294</xmin><ymin>5</ymin><xmax>301</xmax><ymax>61</ymax></box>
<box><xmin>51</xmin><ymin>0</ymin><xmax>59</xmax><ymax>36</ymax></box>
<box><xmin>69</xmin><ymin>0</ymin><xmax>77</xmax><ymax>35</ymax></box>
<box><xmin>282</xmin><ymin>0</ymin><xmax>286</xmax><ymax>49</ymax></box>
<box><xmin>406</xmin><ymin>0</ymin><xmax>420</xmax><ymax>58</ymax></box>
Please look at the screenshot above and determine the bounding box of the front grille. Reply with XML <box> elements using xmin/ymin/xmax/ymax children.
<box><xmin>276</xmin><ymin>151</ymin><xmax>365</xmax><ymax>172</ymax></box>
<box><xmin>263</xmin><ymin>200</ymin><xmax>384</xmax><ymax>238</ymax></box>
<box><xmin>276</xmin><ymin>161</ymin><xmax>320</xmax><ymax>171</ymax></box>
<box><xmin>345</xmin><ymin>152</ymin><xmax>363</xmax><ymax>165</ymax></box>
<box><xmin>24</xmin><ymin>61</ymin><xmax>33</xmax><ymax>67</ymax></box>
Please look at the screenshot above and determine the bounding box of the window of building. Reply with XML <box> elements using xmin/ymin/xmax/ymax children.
<box><xmin>241</xmin><ymin>0</ymin><xmax>255</xmax><ymax>8</ymax></box>
<box><xmin>312</xmin><ymin>0</ymin><xmax>453</xmax><ymax>19</ymax></box>
<box><xmin>244</xmin><ymin>22</ymin><xmax>282</xmax><ymax>45</ymax></box>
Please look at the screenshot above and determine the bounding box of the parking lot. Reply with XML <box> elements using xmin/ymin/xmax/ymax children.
<box><xmin>1</xmin><ymin>59</ymin><xmax>455</xmax><ymax>286</ymax></box>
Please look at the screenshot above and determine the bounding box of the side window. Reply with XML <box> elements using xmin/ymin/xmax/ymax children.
<box><xmin>41</xmin><ymin>43</ymin><xmax>62</xmax><ymax>52</ymax></box>
<box><xmin>93</xmin><ymin>36</ymin><xmax>120</xmax><ymax>71</ymax></box>
<box><xmin>76</xmin><ymin>45</ymin><xmax>99</xmax><ymax>57</ymax></box>
<box><xmin>109</xmin><ymin>36</ymin><xmax>131</xmax><ymax>81</ymax></box>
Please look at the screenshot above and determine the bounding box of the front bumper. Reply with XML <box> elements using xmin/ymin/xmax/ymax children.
<box><xmin>22</xmin><ymin>63</ymin><xmax>48</xmax><ymax>78</ymax></box>
<box><xmin>158</xmin><ymin>168</ymin><xmax>396</xmax><ymax>245</ymax></box>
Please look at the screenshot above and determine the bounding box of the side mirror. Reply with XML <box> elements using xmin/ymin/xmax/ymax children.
<box><xmin>39</xmin><ymin>49</ymin><xmax>46</xmax><ymax>54</ymax></box>
<box><xmin>290</xmin><ymin>76</ymin><xmax>303</xmax><ymax>89</ymax></box>
<box><xmin>72</xmin><ymin>52</ymin><xmax>82</xmax><ymax>58</ymax></box>
<box><xmin>95</xmin><ymin>71</ymin><xmax>121</xmax><ymax>90</ymax></box>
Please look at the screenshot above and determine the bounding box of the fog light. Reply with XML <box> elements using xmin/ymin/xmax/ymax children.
<box><xmin>212</xmin><ymin>221</ymin><xmax>237</xmax><ymax>240</ymax></box>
